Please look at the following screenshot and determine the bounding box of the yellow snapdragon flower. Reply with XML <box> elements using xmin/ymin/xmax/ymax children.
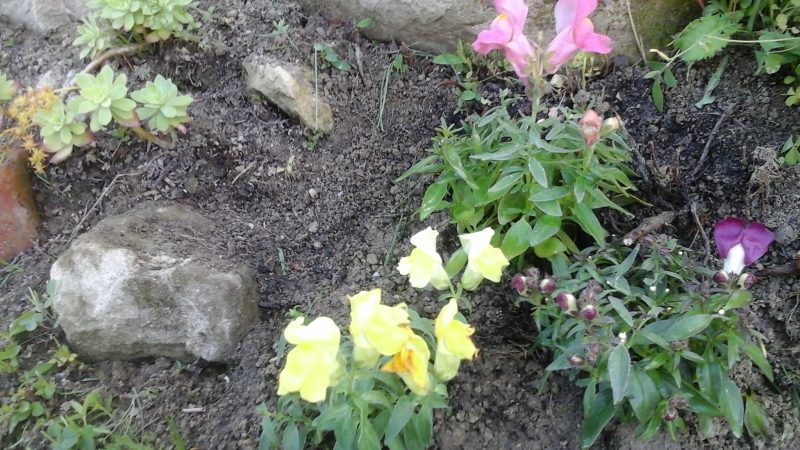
<box><xmin>277</xmin><ymin>317</ymin><xmax>341</xmax><ymax>403</ymax></box>
<box><xmin>397</xmin><ymin>227</ymin><xmax>451</xmax><ymax>290</ymax></box>
<box><xmin>459</xmin><ymin>228</ymin><xmax>509</xmax><ymax>290</ymax></box>
<box><xmin>434</xmin><ymin>299</ymin><xmax>478</xmax><ymax>381</ymax></box>
<box><xmin>349</xmin><ymin>289</ymin><xmax>411</xmax><ymax>367</ymax></box>
<box><xmin>381</xmin><ymin>329</ymin><xmax>431</xmax><ymax>396</ymax></box>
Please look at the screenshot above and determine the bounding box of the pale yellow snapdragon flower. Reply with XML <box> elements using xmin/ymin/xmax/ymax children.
<box><xmin>349</xmin><ymin>288</ymin><xmax>411</xmax><ymax>367</ymax></box>
<box><xmin>397</xmin><ymin>227</ymin><xmax>451</xmax><ymax>290</ymax></box>
<box><xmin>459</xmin><ymin>228</ymin><xmax>509</xmax><ymax>290</ymax></box>
<box><xmin>434</xmin><ymin>299</ymin><xmax>478</xmax><ymax>381</ymax></box>
<box><xmin>277</xmin><ymin>316</ymin><xmax>341</xmax><ymax>403</ymax></box>
<box><xmin>381</xmin><ymin>328</ymin><xmax>432</xmax><ymax>396</ymax></box>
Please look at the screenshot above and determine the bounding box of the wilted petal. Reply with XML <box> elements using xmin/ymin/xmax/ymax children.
<box><xmin>741</xmin><ymin>222</ymin><xmax>774</xmax><ymax>264</ymax></box>
<box><xmin>713</xmin><ymin>217</ymin><xmax>746</xmax><ymax>258</ymax></box>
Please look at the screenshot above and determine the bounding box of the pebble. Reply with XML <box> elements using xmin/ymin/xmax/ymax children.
<box><xmin>308</xmin><ymin>188</ymin><xmax>318</xmax><ymax>199</ymax></box>
<box><xmin>313</xmin><ymin>241</ymin><xmax>322</xmax><ymax>249</ymax></box>
<box><xmin>366</xmin><ymin>253</ymin><xmax>379</xmax><ymax>265</ymax></box>
<box><xmin>308</xmin><ymin>221</ymin><xmax>319</xmax><ymax>233</ymax></box>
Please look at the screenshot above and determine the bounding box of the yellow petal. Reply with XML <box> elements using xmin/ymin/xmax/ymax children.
<box><xmin>458</xmin><ymin>228</ymin><xmax>509</xmax><ymax>288</ymax></box>
<box><xmin>472</xmin><ymin>246</ymin><xmax>509</xmax><ymax>282</ymax></box>
<box><xmin>349</xmin><ymin>289</ymin><xmax>411</xmax><ymax>361</ymax></box>
<box><xmin>397</xmin><ymin>227</ymin><xmax>450</xmax><ymax>290</ymax></box>
<box><xmin>277</xmin><ymin>317</ymin><xmax>341</xmax><ymax>402</ymax></box>
<box><xmin>381</xmin><ymin>332</ymin><xmax>431</xmax><ymax>395</ymax></box>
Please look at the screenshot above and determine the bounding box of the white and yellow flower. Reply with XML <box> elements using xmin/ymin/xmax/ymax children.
<box><xmin>277</xmin><ymin>316</ymin><xmax>341</xmax><ymax>403</ymax></box>
<box><xmin>381</xmin><ymin>328</ymin><xmax>432</xmax><ymax>396</ymax></box>
<box><xmin>397</xmin><ymin>227</ymin><xmax>451</xmax><ymax>290</ymax></box>
<box><xmin>349</xmin><ymin>289</ymin><xmax>411</xmax><ymax>367</ymax></box>
<box><xmin>434</xmin><ymin>299</ymin><xmax>478</xmax><ymax>381</ymax></box>
<box><xmin>459</xmin><ymin>228</ymin><xmax>509</xmax><ymax>290</ymax></box>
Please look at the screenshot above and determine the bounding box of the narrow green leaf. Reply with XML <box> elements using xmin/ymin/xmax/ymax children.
<box><xmin>530</xmin><ymin>215</ymin><xmax>561</xmax><ymax>247</ymax></box>
<box><xmin>442</xmin><ymin>146</ymin><xmax>478</xmax><ymax>190</ymax></box>
<box><xmin>385</xmin><ymin>397</ymin><xmax>416</xmax><ymax>444</ymax></box>
<box><xmin>741</xmin><ymin>340</ymin><xmax>774</xmax><ymax>382</ymax></box>
<box><xmin>571</xmin><ymin>203</ymin><xmax>607</xmax><ymax>246</ymax></box>
<box><xmin>725</xmin><ymin>290</ymin><xmax>752</xmax><ymax>310</ymax></box>
<box><xmin>501</xmin><ymin>218</ymin><xmax>533</xmax><ymax>259</ymax></box>
<box><xmin>608</xmin><ymin>344</ymin><xmax>631</xmax><ymax>404</ymax></box>
<box><xmin>488</xmin><ymin>172</ymin><xmax>523</xmax><ymax>194</ymax></box>
<box><xmin>744</xmin><ymin>396</ymin><xmax>771</xmax><ymax>439</ymax></box>
<box><xmin>608</xmin><ymin>297</ymin><xmax>634</xmax><ymax>327</ymax></box>
<box><xmin>719</xmin><ymin>378</ymin><xmax>744</xmax><ymax>438</ymax></box>
<box><xmin>627</xmin><ymin>369</ymin><xmax>658</xmax><ymax>422</ymax></box>
<box><xmin>418</xmin><ymin>182</ymin><xmax>448</xmax><ymax>220</ymax></box>
<box><xmin>282</xmin><ymin>423</ymin><xmax>300</xmax><ymax>450</ymax></box>
<box><xmin>530</xmin><ymin>185</ymin><xmax>570</xmax><ymax>202</ymax></box>
<box><xmin>527</xmin><ymin>157</ymin><xmax>548</xmax><ymax>187</ymax></box>
<box><xmin>580</xmin><ymin>389</ymin><xmax>615</xmax><ymax>449</ymax></box>
<box><xmin>432</xmin><ymin>53</ymin><xmax>464</xmax><ymax>65</ymax></box>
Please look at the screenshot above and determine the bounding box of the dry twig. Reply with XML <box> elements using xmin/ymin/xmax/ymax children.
<box><xmin>622</xmin><ymin>210</ymin><xmax>677</xmax><ymax>245</ymax></box>
<box><xmin>690</xmin><ymin>104</ymin><xmax>734</xmax><ymax>179</ymax></box>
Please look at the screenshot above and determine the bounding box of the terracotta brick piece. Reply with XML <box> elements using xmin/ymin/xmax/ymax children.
<box><xmin>0</xmin><ymin>148</ymin><xmax>39</xmax><ymax>260</ymax></box>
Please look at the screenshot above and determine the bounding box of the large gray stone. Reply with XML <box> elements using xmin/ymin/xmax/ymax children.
<box><xmin>301</xmin><ymin>0</ymin><xmax>698</xmax><ymax>59</ymax></box>
<box><xmin>243</xmin><ymin>55</ymin><xmax>334</xmax><ymax>133</ymax></box>
<box><xmin>50</xmin><ymin>203</ymin><xmax>259</xmax><ymax>362</ymax></box>
<box><xmin>0</xmin><ymin>0</ymin><xmax>89</xmax><ymax>31</ymax></box>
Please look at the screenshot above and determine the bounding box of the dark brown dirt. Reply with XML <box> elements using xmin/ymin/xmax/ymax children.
<box><xmin>1</xmin><ymin>1</ymin><xmax>800</xmax><ymax>449</ymax></box>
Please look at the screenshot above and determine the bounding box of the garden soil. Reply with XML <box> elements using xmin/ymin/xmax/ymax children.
<box><xmin>2</xmin><ymin>1</ymin><xmax>800</xmax><ymax>449</ymax></box>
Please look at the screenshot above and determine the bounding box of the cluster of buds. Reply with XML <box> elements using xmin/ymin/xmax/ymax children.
<box><xmin>569</xmin><ymin>342</ymin><xmax>601</xmax><ymax>369</ymax></box>
<box><xmin>510</xmin><ymin>267</ymin><xmax>556</xmax><ymax>297</ymax></box>
<box><xmin>551</xmin><ymin>280</ymin><xmax>602</xmax><ymax>321</ymax></box>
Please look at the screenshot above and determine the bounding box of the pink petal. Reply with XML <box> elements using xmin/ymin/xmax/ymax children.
<box><xmin>472</xmin><ymin>15</ymin><xmax>514</xmax><ymax>54</ymax></box>
<box><xmin>572</xmin><ymin>18</ymin><xmax>612</xmax><ymax>54</ymax></box>
<box><xmin>573</xmin><ymin>0</ymin><xmax>599</xmax><ymax>24</ymax></box>
<box><xmin>495</xmin><ymin>0</ymin><xmax>529</xmax><ymax>32</ymax></box>
<box><xmin>504</xmin><ymin>33</ymin><xmax>535</xmax><ymax>78</ymax></box>
<box><xmin>714</xmin><ymin>217</ymin><xmax>746</xmax><ymax>258</ymax></box>
<box><xmin>546</xmin><ymin>27</ymin><xmax>580</xmax><ymax>69</ymax></box>
<box><xmin>554</xmin><ymin>0</ymin><xmax>577</xmax><ymax>33</ymax></box>
<box><xmin>741</xmin><ymin>222</ymin><xmax>774</xmax><ymax>264</ymax></box>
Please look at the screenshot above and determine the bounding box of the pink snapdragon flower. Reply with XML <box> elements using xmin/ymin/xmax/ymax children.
<box><xmin>546</xmin><ymin>0</ymin><xmax>612</xmax><ymax>72</ymax></box>
<box><xmin>713</xmin><ymin>218</ymin><xmax>774</xmax><ymax>275</ymax></box>
<box><xmin>472</xmin><ymin>0</ymin><xmax>535</xmax><ymax>81</ymax></box>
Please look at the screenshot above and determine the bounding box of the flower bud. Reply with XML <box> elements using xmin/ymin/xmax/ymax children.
<box><xmin>579</xmin><ymin>110</ymin><xmax>602</xmax><ymax>147</ymax></box>
<box><xmin>511</xmin><ymin>273</ymin><xmax>528</xmax><ymax>295</ymax></box>
<box><xmin>601</xmin><ymin>116</ymin><xmax>620</xmax><ymax>135</ymax></box>
<box><xmin>712</xmin><ymin>270</ymin><xmax>730</xmax><ymax>285</ymax></box>
<box><xmin>658</xmin><ymin>247</ymin><xmax>672</xmax><ymax>256</ymax></box>
<box><xmin>555</xmin><ymin>292</ymin><xmax>577</xmax><ymax>314</ymax></box>
<box><xmin>568</xmin><ymin>355</ymin><xmax>585</xmax><ymax>367</ymax></box>
<box><xmin>580</xmin><ymin>304</ymin><xmax>598</xmax><ymax>321</ymax></box>
<box><xmin>738</xmin><ymin>273</ymin><xmax>757</xmax><ymax>289</ymax></box>
<box><xmin>525</xmin><ymin>267</ymin><xmax>540</xmax><ymax>282</ymax></box>
<box><xmin>539</xmin><ymin>277</ymin><xmax>556</xmax><ymax>293</ymax></box>
<box><xmin>664</xmin><ymin>408</ymin><xmax>678</xmax><ymax>422</ymax></box>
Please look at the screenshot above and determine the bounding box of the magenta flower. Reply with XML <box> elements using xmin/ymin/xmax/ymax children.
<box><xmin>713</xmin><ymin>218</ymin><xmax>774</xmax><ymax>275</ymax></box>
<box><xmin>545</xmin><ymin>0</ymin><xmax>612</xmax><ymax>72</ymax></box>
<box><xmin>473</xmin><ymin>0</ymin><xmax>535</xmax><ymax>81</ymax></box>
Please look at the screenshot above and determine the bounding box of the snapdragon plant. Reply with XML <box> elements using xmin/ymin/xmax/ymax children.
<box><xmin>400</xmin><ymin>102</ymin><xmax>635</xmax><ymax>264</ymax></box>
<box><xmin>513</xmin><ymin>220</ymin><xmax>775</xmax><ymax>448</ymax></box>
<box><xmin>401</xmin><ymin>0</ymin><xmax>632</xmax><ymax>264</ymax></box>
<box><xmin>260</xmin><ymin>227</ymin><xmax>509</xmax><ymax>450</ymax></box>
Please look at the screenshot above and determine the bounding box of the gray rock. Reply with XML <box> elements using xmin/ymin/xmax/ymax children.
<box><xmin>50</xmin><ymin>203</ymin><xmax>259</xmax><ymax>362</ymax></box>
<box><xmin>0</xmin><ymin>0</ymin><xmax>89</xmax><ymax>31</ymax></box>
<box><xmin>300</xmin><ymin>0</ymin><xmax>697</xmax><ymax>59</ymax></box>
<box><xmin>243</xmin><ymin>55</ymin><xmax>334</xmax><ymax>133</ymax></box>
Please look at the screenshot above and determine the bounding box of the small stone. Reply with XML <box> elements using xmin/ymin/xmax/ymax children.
<box><xmin>184</xmin><ymin>177</ymin><xmax>199</xmax><ymax>194</ymax></box>
<box><xmin>312</xmin><ymin>241</ymin><xmax>323</xmax><ymax>249</ymax></box>
<box><xmin>366</xmin><ymin>253</ymin><xmax>379</xmax><ymax>265</ymax></box>
<box><xmin>243</xmin><ymin>55</ymin><xmax>334</xmax><ymax>133</ymax></box>
<box><xmin>307</xmin><ymin>188</ymin><xmax>318</xmax><ymax>199</ymax></box>
<box><xmin>308</xmin><ymin>221</ymin><xmax>319</xmax><ymax>233</ymax></box>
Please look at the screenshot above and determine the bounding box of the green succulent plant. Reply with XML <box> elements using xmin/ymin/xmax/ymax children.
<box><xmin>140</xmin><ymin>0</ymin><xmax>195</xmax><ymax>42</ymax></box>
<box><xmin>130</xmin><ymin>75</ymin><xmax>192</xmax><ymax>133</ymax></box>
<box><xmin>73</xmin><ymin>13</ymin><xmax>114</xmax><ymax>59</ymax></box>
<box><xmin>68</xmin><ymin>65</ymin><xmax>137</xmax><ymax>132</ymax></box>
<box><xmin>0</xmin><ymin>71</ymin><xmax>18</xmax><ymax>103</ymax></box>
<box><xmin>90</xmin><ymin>0</ymin><xmax>145</xmax><ymax>32</ymax></box>
<box><xmin>33</xmin><ymin>100</ymin><xmax>93</xmax><ymax>163</ymax></box>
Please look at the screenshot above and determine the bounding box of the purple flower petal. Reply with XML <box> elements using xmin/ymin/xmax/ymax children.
<box><xmin>741</xmin><ymin>222</ymin><xmax>774</xmax><ymax>264</ymax></box>
<box><xmin>713</xmin><ymin>217</ymin><xmax>745</xmax><ymax>258</ymax></box>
